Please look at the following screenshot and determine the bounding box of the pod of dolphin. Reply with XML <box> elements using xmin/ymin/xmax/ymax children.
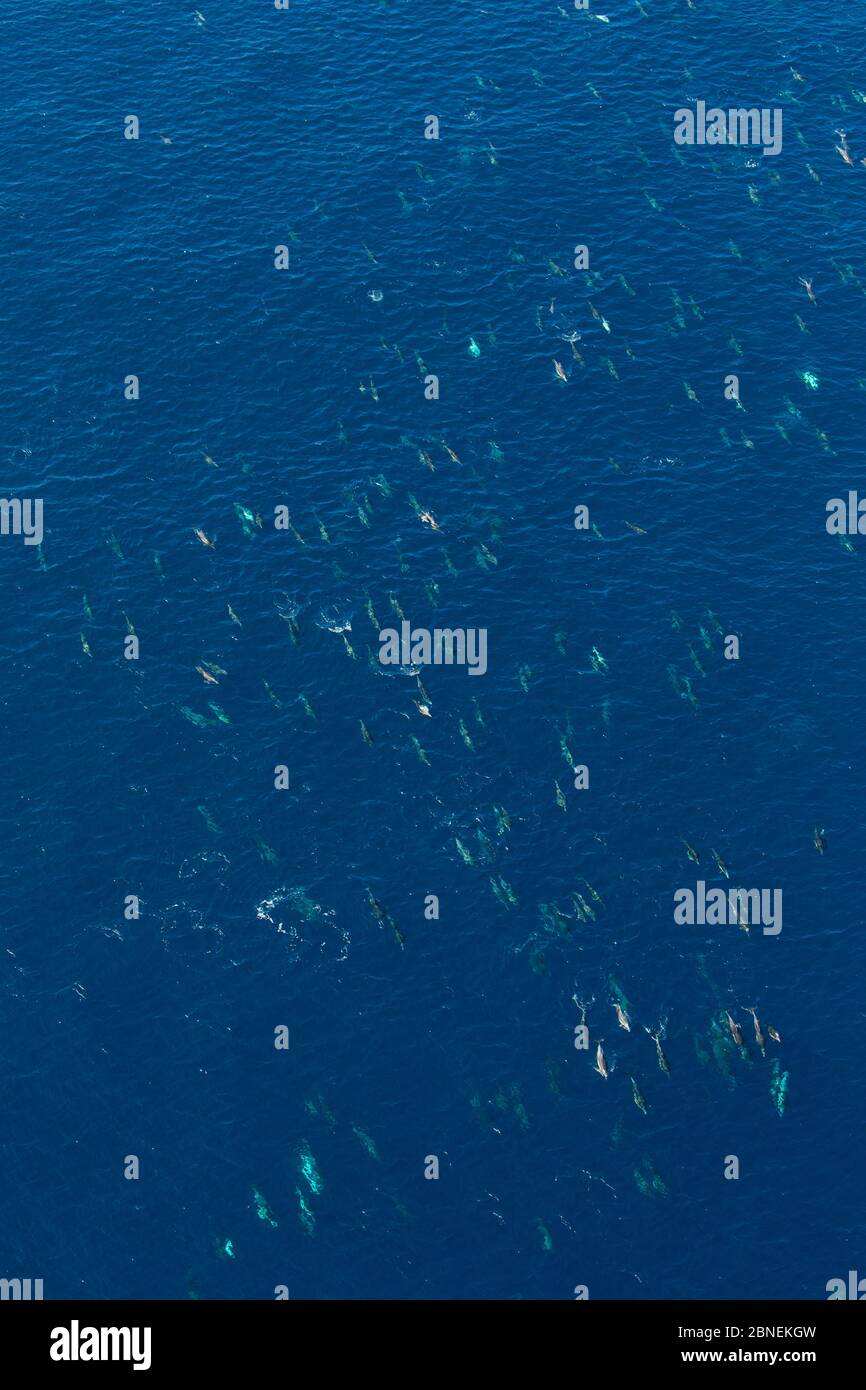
<box><xmin>87</xmin><ymin>4</ymin><xmax>857</xmax><ymax>1266</ymax></box>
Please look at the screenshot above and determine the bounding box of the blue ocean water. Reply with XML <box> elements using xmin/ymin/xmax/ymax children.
<box><xmin>1</xmin><ymin>0</ymin><xmax>864</xmax><ymax>1300</ymax></box>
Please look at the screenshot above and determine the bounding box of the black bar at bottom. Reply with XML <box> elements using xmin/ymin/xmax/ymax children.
<box><xmin>0</xmin><ymin>1299</ymin><xmax>858</xmax><ymax>1374</ymax></box>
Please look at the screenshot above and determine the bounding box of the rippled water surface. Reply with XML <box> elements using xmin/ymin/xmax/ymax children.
<box><xmin>0</xmin><ymin>0</ymin><xmax>864</xmax><ymax>1299</ymax></box>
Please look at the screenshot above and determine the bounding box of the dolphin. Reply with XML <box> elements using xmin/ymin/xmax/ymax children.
<box><xmin>614</xmin><ymin>1002</ymin><xmax>631</xmax><ymax>1032</ymax></box>
<box><xmin>725</xmin><ymin>1011</ymin><xmax>744</xmax><ymax>1048</ymax></box>
<box><xmin>798</xmin><ymin>276</ymin><xmax>817</xmax><ymax>304</ymax></box>
<box><xmin>630</xmin><ymin>1077</ymin><xmax>648</xmax><ymax>1114</ymax></box>
<box><xmin>711</xmin><ymin>848</ymin><xmax>729</xmax><ymax>878</ymax></box>
<box><xmin>644</xmin><ymin>1023</ymin><xmax>671</xmax><ymax>1076</ymax></box>
<box><xmin>746</xmin><ymin>1007</ymin><xmax>765</xmax><ymax>1052</ymax></box>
